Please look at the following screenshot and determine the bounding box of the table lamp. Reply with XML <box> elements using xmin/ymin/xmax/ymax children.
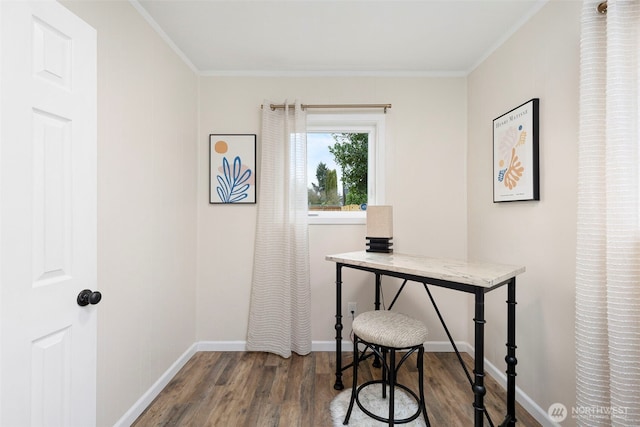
<box><xmin>366</xmin><ymin>205</ymin><xmax>393</xmax><ymax>253</ymax></box>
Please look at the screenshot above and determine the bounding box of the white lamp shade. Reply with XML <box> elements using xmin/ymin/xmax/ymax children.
<box><xmin>366</xmin><ymin>205</ymin><xmax>393</xmax><ymax>238</ymax></box>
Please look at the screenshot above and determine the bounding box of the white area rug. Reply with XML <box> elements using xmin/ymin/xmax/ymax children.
<box><xmin>330</xmin><ymin>384</ymin><xmax>427</xmax><ymax>427</ymax></box>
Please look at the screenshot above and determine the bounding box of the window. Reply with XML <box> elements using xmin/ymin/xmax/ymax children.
<box><xmin>306</xmin><ymin>113</ymin><xmax>386</xmax><ymax>224</ymax></box>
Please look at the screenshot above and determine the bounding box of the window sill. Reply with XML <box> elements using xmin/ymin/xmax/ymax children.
<box><xmin>308</xmin><ymin>212</ymin><xmax>366</xmax><ymax>225</ymax></box>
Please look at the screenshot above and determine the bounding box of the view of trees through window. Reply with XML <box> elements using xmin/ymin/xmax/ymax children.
<box><xmin>308</xmin><ymin>132</ymin><xmax>368</xmax><ymax>211</ymax></box>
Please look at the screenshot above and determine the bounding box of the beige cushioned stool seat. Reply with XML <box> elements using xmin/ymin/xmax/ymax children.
<box><xmin>353</xmin><ymin>310</ymin><xmax>428</xmax><ymax>348</ymax></box>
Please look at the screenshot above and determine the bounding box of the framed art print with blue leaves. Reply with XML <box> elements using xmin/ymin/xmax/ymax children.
<box><xmin>209</xmin><ymin>134</ymin><xmax>256</xmax><ymax>204</ymax></box>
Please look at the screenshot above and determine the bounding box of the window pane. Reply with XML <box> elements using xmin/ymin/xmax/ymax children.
<box><xmin>307</xmin><ymin>132</ymin><xmax>368</xmax><ymax>211</ymax></box>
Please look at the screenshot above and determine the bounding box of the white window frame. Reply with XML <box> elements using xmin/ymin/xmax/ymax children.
<box><xmin>306</xmin><ymin>112</ymin><xmax>386</xmax><ymax>225</ymax></box>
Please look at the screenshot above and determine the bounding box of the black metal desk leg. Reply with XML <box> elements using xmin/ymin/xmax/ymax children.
<box><xmin>372</xmin><ymin>273</ymin><xmax>382</xmax><ymax>368</ymax></box>
<box><xmin>505</xmin><ymin>278</ymin><xmax>518</xmax><ymax>426</ymax></box>
<box><xmin>334</xmin><ymin>263</ymin><xmax>344</xmax><ymax>390</ymax></box>
<box><xmin>473</xmin><ymin>289</ymin><xmax>486</xmax><ymax>427</ymax></box>
<box><xmin>374</xmin><ymin>273</ymin><xmax>381</xmax><ymax>310</ymax></box>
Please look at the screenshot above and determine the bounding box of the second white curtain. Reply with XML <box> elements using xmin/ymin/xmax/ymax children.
<box><xmin>576</xmin><ymin>1</ymin><xmax>640</xmax><ymax>425</ymax></box>
<box><xmin>247</xmin><ymin>101</ymin><xmax>312</xmax><ymax>358</ymax></box>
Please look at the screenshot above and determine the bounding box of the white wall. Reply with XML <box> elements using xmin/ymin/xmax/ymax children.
<box><xmin>60</xmin><ymin>2</ymin><xmax>198</xmax><ymax>426</ymax></box>
<box><xmin>197</xmin><ymin>76</ymin><xmax>469</xmax><ymax>345</ymax></box>
<box><xmin>467</xmin><ymin>0</ymin><xmax>581</xmax><ymax>424</ymax></box>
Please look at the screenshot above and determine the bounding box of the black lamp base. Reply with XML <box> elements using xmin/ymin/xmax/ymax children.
<box><xmin>366</xmin><ymin>237</ymin><xmax>393</xmax><ymax>253</ymax></box>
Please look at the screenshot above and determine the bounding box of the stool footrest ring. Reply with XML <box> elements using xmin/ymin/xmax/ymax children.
<box><xmin>355</xmin><ymin>381</ymin><xmax>423</xmax><ymax>424</ymax></box>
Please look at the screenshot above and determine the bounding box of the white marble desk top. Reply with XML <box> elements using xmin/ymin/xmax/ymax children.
<box><xmin>326</xmin><ymin>251</ymin><xmax>525</xmax><ymax>288</ymax></box>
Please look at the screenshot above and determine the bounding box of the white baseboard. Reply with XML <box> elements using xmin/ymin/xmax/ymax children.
<box><xmin>481</xmin><ymin>352</ymin><xmax>554</xmax><ymax>427</ymax></box>
<box><xmin>312</xmin><ymin>340</ymin><xmax>354</xmax><ymax>351</ymax></box>
<box><xmin>312</xmin><ymin>340</ymin><xmax>472</xmax><ymax>353</ymax></box>
<box><xmin>116</xmin><ymin>339</ymin><xmax>552</xmax><ymax>427</ymax></box>
<box><xmin>113</xmin><ymin>343</ymin><xmax>198</xmax><ymax>427</ymax></box>
<box><xmin>425</xmin><ymin>340</ymin><xmax>473</xmax><ymax>353</ymax></box>
<box><xmin>197</xmin><ymin>340</ymin><xmax>247</xmax><ymax>352</ymax></box>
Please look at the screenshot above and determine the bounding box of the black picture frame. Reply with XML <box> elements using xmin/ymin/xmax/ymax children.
<box><xmin>493</xmin><ymin>98</ymin><xmax>540</xmax><ymax>202</ymax></box>
<box><xmin>209</xmin><ymin>134</ymin><xmax>257</xmax><ymax>204</ymax></box>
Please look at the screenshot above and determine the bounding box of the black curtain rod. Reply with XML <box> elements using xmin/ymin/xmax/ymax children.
<box><xmin>261</xmin><ymin>103</ymin><xmax>392</xmax><ymax>113</ymax></box>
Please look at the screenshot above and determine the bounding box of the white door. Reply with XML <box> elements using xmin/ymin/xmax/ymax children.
<box><xmin>0</xmin><ymin>1</ymin><xmax>97</xmax><ymax>426</ymax></box>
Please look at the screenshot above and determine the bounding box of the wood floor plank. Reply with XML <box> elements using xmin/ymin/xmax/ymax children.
<box><xmin>265</xmin><ymin>354</ymin><xmax>290</xmax><ymax>404</ymax></box>
<box><xmin>313</xmin><ymin>372</ymin><xmax>336</xmax><ymax>427</ymax></box>
<box><xmin>132</xmin><ymin>351</ymin><xmax>542</xmax><ymax>427</ymax></box>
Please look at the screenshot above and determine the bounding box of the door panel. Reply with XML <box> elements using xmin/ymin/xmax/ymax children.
<box><xmin>31</xmin><ymin>327</ymin><xmax>72</xmax><ymax>427</ymax></box>
<box><xmin>33</xmin><ymin>16</ymin><xmax>72</xmax><ymax>89</ymax></box>
<box><xmin>32</xmin><ymin>110</ymin><xmax>72</xmax><ymax>286</ymax></box>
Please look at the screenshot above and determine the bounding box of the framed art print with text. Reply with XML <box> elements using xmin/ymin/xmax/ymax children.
<box><xmin>209</xmin><ymin>134</ymin><xmax>256</xmax><ymax>204</ymax></box>
<box><xmin>493</xmin><ymin>98</ymin><xmax>539</xmax><ymax>203</ymax></box>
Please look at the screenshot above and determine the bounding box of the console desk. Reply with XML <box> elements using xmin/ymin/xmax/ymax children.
<box><xmin>326</xmin><ymin>251</ymin><xmax>525</xmax><ymax>427</ymax></box>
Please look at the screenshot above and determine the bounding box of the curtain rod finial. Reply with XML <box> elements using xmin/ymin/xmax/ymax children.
<box><xmin>597</xmin><ymin>1</ymin><xmax>607</xmax><ymax>14</ymax></box>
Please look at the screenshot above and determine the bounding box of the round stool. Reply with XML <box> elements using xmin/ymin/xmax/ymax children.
<box><xmin>343</xmin><ymin>310</ymin><xmax>431</xmax><ymax>426</ymax></box>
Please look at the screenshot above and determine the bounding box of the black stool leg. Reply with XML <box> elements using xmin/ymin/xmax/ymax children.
<box><xmin>343</xmin><ymin>336</ymin><xmax>359</xmax><ymax>425</ymax></box>
<box><xmin>389</xmin><ymin>349</ymin><xmax>395</xmax><ymax>426</ymax></box>
<box><xmin>418</xmin><ymin>345</ymin><xmax>431</xmax><ymax>426</ymax></box>
<box><xmin>382</xmin><ymin>347</ymin><xmax>388</xmax><ymax>399</ymax></box>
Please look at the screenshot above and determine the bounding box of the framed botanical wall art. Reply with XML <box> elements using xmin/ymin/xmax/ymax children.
<box><xmin>493</xmin><ymin>98</ymin><xmax>540</xmax><ymax>202</ymax></box>
<box><xmin>209</xmin><ymin>134</ymin><xmax>256</xmax><ymax>204</ymax></box>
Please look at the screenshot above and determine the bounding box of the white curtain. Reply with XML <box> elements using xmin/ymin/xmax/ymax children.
<box><xmin>576</xmin><ymin>1</ymin><xmax>640</xmax><ymax>425</ymax></box>
<box><xmin>246</xmin><ymin>101</ymin><xmax>312</xmax><ymax>358</ymax></box>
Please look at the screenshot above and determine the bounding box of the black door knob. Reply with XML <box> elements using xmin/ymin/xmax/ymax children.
<box><xmin>77</xmin><ymin>289</ymin><xmax>102</xmax><ymax>307</ymax></box>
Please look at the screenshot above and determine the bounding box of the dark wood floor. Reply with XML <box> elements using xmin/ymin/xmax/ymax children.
<box><xmin>132</xmin><ymin>351</ymin><xmax>541</xmax><ymax>426</ymax></box>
